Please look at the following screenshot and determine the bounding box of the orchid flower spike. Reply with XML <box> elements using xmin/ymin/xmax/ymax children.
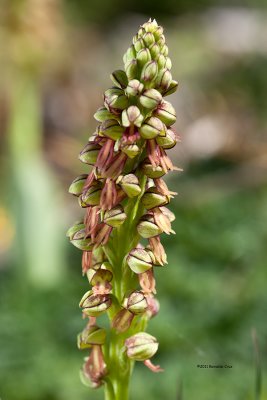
<box><xmin>67</xmin><ymin>18</ymin><xmax>180</xmax><ymax>399</ymax></box>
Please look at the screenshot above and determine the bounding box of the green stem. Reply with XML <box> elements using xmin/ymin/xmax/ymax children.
<box><xmin>104</xmin><ymin>171</ymin><xmax>147</xmax><ymax>400</ymax></box>
<box><xmin>104</xmin><ymin>377</ymin><xmax>116</xmax><ymax>400</ymax></box>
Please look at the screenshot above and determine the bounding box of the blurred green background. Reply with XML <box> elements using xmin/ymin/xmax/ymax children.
<box><xmin>0</xmin><ymin>0</ymin><xmax>267</xmax><ymax>399</ymax></box>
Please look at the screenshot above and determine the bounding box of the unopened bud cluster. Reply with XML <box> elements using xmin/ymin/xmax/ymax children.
<box><xmin>67</xmin><ymin>19</ymin><xmax>180</xmax><ymax>392</ymax></box>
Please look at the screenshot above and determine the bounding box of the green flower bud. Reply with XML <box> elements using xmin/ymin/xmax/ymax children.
<box><xmin>137</xmin><ymin>215</ymin><xmax>163</xmax><ymax>238</ymax></box>
<box><xmin>155</xmin><ymin>68</ymin><xmax>172</xmax><ymax>92</ymax></box>
<box><xmin>164</xmin><ymin>57</ymin><xmax>172</xmax><ymax>69</ymax></box>
<box><xmin>70</xmin><ymin>228</ymin><xmax>93</xmax><ymax>251</ymax></box>
<box><xmin>139</xmin><ymin>88</ymin><xmax>162</xmax><ymax>109</ymax></box>
<box><xmin>132</xmin><ymin>34</ymin><xmax>139</xmax><ymax>44</ymax></box>
<box><xmin>110</xmin><ymin>69</ymin><xmax>128</xmax><ymax>89</ymax></box>
<box><xmin>69</xmin><ymin>174</ymin><xmax>87</xmax><ymax>196</ymax></box>
<box><xmin>123</xmin><ymin>290</ymin><xmax>148</xmax><ymax>314</ymax></box>
<box><xmin>81</xmin><ymin>182</ymin><xmax>102</xmax><ymax>206</ymax></box>
<box><xmin>134</xmin><ymin>38</ymin><xmax>145</xmax><ymax>53</ymax></box>
<box><xmin>121</xmin><ymin>144</ymin><xmax>140</xmax><ymax>159</ymax></box>
<box><xmin>79</xmin><ymin>143</ymin><xmax>101</xmax><ymax>165</ymax></box>
<box><xmin>156</xmin><ymin>54</ymin><xmax>166</xmax><ymax>70</ymax></box>
<box><xmin>138</xmin><ymin>26</ymin><xmax>146</xmax><ymax>38</ymax></box>
<box><xmin>125</xmin><ymin>332</ymin><xmax>159</xmax><ymax>361</ymax></box>
<box><xmin>123</xmin><ymin>45</ymin><xmax>136</xmax><ymax>63</ymax></box>
<box><xmin>79</xmin><ymin>290</ymin><xmax>112</xmax><ymax>317</ymax></box>
<box><xmin>104</xmin><ymin>87</ymin><xmax>123</xmax><ymax>100</ymax></box>
<box><xmin>99</xmin><ymin>119</ymin><xmax>124</xmax><ymax>140</ymax></box>
<box><xmin>90</xmin><ymin>268</ymin><xmax>113</xmax><ymax>286</ymax></box>
<box><xmin>157</xmin><ymin>35</ymin><xmax>166</xmax><ymax>48</ymax></box>
<box><xmin>162</xmin><ymin>79</ymin><xmax>178</xmax><ymax>96</ymax></box>
<box><xmin>140</xmin><ymin>61</ymin><xmax>158</xmax><ymax>83</ymax></box>
<box><xmin>127</xmin><ymin>247</ymin><xmax>153</xmax><ymax>274</ymax></box>
<box><xmin>125</xmin><ymin>59</ymin><xmax>138</xmax><ymax>80</ymax></box>
<box><xmin>104</xmin><ymin>88</ymin><xmax>128</xmax><ymax>111</ymax></box>
<box><xmin>117</xmin><ymin>174</ymin><xmax>141</xmax><ymax>197</ymax></box>
<box><xmin>153</xmin><ymin>25</ymin><xmax>163</xmax><ymax>41</ymax></box>
<box><xmin>103</xmin><ymin>205</ymin><xmax>127</xmax><ymax>228</ymax></box>
<box><xmin>94</xmin><ymin>107</ymin><xmax>116</xmax><ymax>122</ymax></box>
<box><xmin>161</xmin><ymin>44</ymin><xmax>168</xmax><ymax>56</ymax></box>
<box><xmin>126</xmin><ymin>79</ymin><xmax>144</xmax><ymax>97</ymax></box>
<box><xmin>143</xmin><ymin>32</ymin><xmax>155</xmax><ymax>47</ymax></box>
<box><xmin>139</xmin><ymin>116</ymin><xmax>166</xmax><ymax>139</ymax></box>
<box><xmin>77</xmin><ymin>325</ymin><xmax>106</xmax><ymax>349</ymax></box>
<box><xmin>149</xmin><ymin>43</ymin><xmax>160</xmax><ymax>58</ymax></box>
<box><xmin>121</xmin><ymin>106</ymin><xmax>144</xmax><ymax>128</ymax></box>
<box><xmin>141</xmin><ymin>187</ymin><xmax>169</xmax><ymax>210</ymax></box>
<box><xmin>66</xmin><ymin>221</ymin><xmax>84</xmax><ymax>238</ymax></box>
<box><xmin>142</xmin><ymin>160</ymin><xmax>165</xmax><ymax>178</ymax></box>
<box><xmin>156</xmin><ymin>128</ymin><xmax>177</xmax><ymax>149</ymax></box>
<box><xmin>143</xmin><ymin>19</ymin><xmax>158</xmax><ymax>33</ymax></box>
<box><xmin>154</xmin><ymin>100</ymin><xmax>176</xmax><ymax>125</ymax></box>
<box><xmin>136</xmin><ymin>48</ymin><xmax>151</xmax><ymax>67</ymax></box>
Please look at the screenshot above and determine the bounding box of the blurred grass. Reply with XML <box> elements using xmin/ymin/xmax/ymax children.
<box><xmin>1</xmin><ymin>1</ymin><xmax>267</xmax><ymax>399</ymax></box>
